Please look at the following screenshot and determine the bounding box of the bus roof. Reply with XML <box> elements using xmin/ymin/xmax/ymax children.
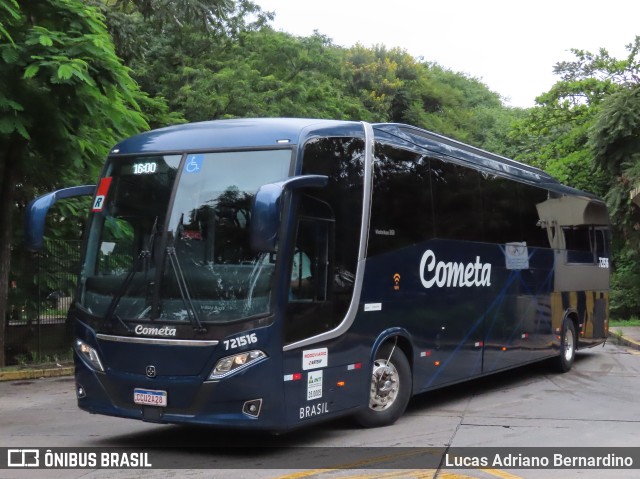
<box><xmin>110</xmin><ymin>118</ymin><xmax>362</xmax><ymax>155</ymax></box>
<box><xmin>109</xmin><ymin>118</ymin><xmax>602</xmax><ymax>202</ymax></box>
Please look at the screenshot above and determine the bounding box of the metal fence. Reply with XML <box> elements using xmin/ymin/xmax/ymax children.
<box><xmin>5</xmin><ymin>240</ymin><xmax>81</xmax><ymax>365</ymax></box>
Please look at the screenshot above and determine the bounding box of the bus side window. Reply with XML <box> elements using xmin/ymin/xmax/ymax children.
<box><xmin>564</xmin><ymin>225</ymin><xmax>596</xmax><ymax>264</ymax></box>
<box><xmin>594</xmin><ymin>228</ymin><xmax>610</xmax><ymax>258</ymax></box>
<box><xmin>369</xmin><ymin>146</ymin><xmax>433</xmax><ymax>256</ymax></box>
<box><xmin>562</xmin><ymin>226</ymin><xmax>610</xmax><ymax>264</ymax></box>
<box><xmin>291</xmin><ymin>216</ymin><xmax>332</xmax><ymax>302</ymax></box>
<box><xmin>285</xmin><ymin>196</ymin><xmax>335</xmax><ymax>343</ymax></box>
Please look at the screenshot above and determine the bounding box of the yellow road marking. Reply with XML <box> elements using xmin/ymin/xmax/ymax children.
<box><xmin>272</xmin><ymin>466</ymin><xmax>522</xmax><ymax>479</ymax></box>
<box><xmin>267</xmin><ymin>448</ymin><xmax>524</xmax><ymax>479</ymax></box>
<box><xmin>482</xmin><ymin>469</ymin><xmax>524</xmax><ymax>479</ymax></box>
<box><xmin>272</xmin><ymin>471</ymin><xmax>481</xmax><ymax>479</ymax></box>
<box><xmin>269</xmin><ymin>448</ymin><xmax>427</xmax><ymax>479</ymax></box>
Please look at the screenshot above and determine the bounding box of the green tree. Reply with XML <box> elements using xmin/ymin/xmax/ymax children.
<box><xmin>590</xmin><ymin>85</ymin><xmax>640</xmax><ymax>236</ymax></box>
<box><xmin>590</xmin><ymin>84</ymin><xmax>640</xmax><ymax>318</ymax></box>
<box><xmin>340</xmin><ymin>45</ymin><xmax>518</xmax><ymax>152</ymax></box>
<box><xmin>109</xmin><ymin>9</ymin><xmax>518</xmax><ymax>147</ymax></box>
<box><xmin>509</xmin><ymin>39</ymin><xmax>640</xmax><ymax>194</ymax></box>
<box><xmin>509</xmin><ymin>37</ymin><xmax>640</xmax><ymax>318</ymax></box>
<box><xmin>98</xmin><ymin>0</ymin><xmax>271</xmax><ymax>63</ymax></box>
<box><xmin>0</xmin><ymin>0</ymin><xmax>149</xmax><ymax>366</ymax></box>
<box><xmin>509</xmin><ymin>73</ymin><xmax>611</xmax><ymax>194</ymax></box>
<box><xmin>412</xmin><ymin>62</ymin><xmax>514</xmax><ymax>152</ymax></box>
<box><xmin>131</xmin><ymin>26</ymin><xmax>369</xmax><ymax>121</ymax></box>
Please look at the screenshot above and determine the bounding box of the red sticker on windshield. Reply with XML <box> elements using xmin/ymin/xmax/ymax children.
<box><xmin>92</xmin><ymin>177</ymin><xmax>112</xmax><ymax>212</ymax></box>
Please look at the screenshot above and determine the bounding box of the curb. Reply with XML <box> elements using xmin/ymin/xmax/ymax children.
<box><xmin>0</xmin><ymin>366</ymin><xmax>74</xmax><ymax>382</ymax></box>
<box><xmin>608</xmin><ymin>330</ymin><xmax>640</xmax><ymax>351</ymax></box>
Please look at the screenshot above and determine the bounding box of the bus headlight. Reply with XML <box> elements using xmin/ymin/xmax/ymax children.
<box><xmin>74</xmin><ymin>339</ymin><xmax>104</xmax><ymax>372</ymax></box>
<box><xmin>209</xmin><ymin>350</ymin><xmax>266</xmax><ymax>380</ymax></box>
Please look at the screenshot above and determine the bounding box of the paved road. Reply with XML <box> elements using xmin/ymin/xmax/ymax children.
<box><xmin>1</xmin><ymin>341</ymin><xmax>639</xmax><ymax>479</ymax></box>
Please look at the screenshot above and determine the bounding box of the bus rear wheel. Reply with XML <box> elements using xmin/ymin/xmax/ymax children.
<box><xmin>556</xmin><ymin>319</ymin><xmax>576</xmax><ymax>373</ymax></box>
<box><xmin>354</xmin><ymin>343</ymin><xmax>411</xmax><ymax>428</ymax></box>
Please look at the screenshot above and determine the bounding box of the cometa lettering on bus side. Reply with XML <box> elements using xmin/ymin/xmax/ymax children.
<box><xmin>420</xmin><ymin>249</ymin><xmax>491</xmax><ymax>288</ymax></box>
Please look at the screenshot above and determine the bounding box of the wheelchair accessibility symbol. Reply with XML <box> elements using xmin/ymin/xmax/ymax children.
<box><xmin>184</xmin><ymin>154</ymin><xmax>203</xmax><ymax>174</ymax></box>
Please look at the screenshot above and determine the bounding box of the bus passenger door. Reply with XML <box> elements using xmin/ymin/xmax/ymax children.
<box><xmin>284</xmin><ymin>204</ymin><xmax>334</xmax><ymax>344</ymax></box>
<box><xmin>282</xmin><ymin>196</ymin><xmax>363</xmax><ymax>427</ymax></box>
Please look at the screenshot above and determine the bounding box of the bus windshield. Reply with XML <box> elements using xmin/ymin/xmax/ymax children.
<box><xmin>80</xmin><ymin>150</ymin><xmax>292</xmax><ymax>324</ymax></box>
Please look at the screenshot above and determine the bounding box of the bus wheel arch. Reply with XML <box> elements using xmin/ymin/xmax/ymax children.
<box><xmin>354</xmin><ymin>334</ymin><xmax>413</xmax><ymax>428</ymax></box>
<box><xmin>555</xmin><ymin>313</ymin><xmax>578</xmax><ymax>373</ymax></box>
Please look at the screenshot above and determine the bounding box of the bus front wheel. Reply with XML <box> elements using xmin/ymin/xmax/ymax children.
<box><xmin>556</xmin><ymin>319</ymin><xmax>576</xmax><ymax>373</ymax></box>
<box><xmin>354</xmin><ymin>343</ymin><xmax>411</xmax><ymax>428</ymax></box>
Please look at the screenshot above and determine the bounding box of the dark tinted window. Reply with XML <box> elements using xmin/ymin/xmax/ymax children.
<box><xmin>594</xmin><ymin>228</ymin><xmax>610</xmax><ymax>258</ymax></box>
<box><xmin>301</xmin><ymin>137</ymin><xmax>364</xmax><ymax>277</ymax></box>
<box><xmin>564</xmin><ymin>226</ymin><xmax>593</xmax><ymax>263</ymax></box>
<box><xmin>430</xmin><ymin>157</ymin><xmax>483</xmax><ymax>241</ymax></box>
<box><xmin>518</xmin><ymin>183</ymin><xmax>550</xmax><ymax>248</ymax></box>
<box><xmin>368</xmin><ymin>144</ymin><xmax>553</xmax><ymax>254</ymax></box>
<box><xmin>563</xmin><ymin>225</ymin><xmax>612</xmax><ymax>264</ymax></box>
<box><xmin>369</xmin><ymin>144</ymin><xmax>433</xmax><ymax>256</ymax></box>
<box><xmin>479</xmin><ymin>173</ymin><xmax>520</xmax><ymax>244</ymax></box>
<box><xmin>481</xmin><ymin>174</ymin><xmax>550</xmax><ymax>248</ymax></box>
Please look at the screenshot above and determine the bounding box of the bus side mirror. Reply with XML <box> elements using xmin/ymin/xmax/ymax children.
<box><xmin>25</xmin><ymin>185</ymin><xmax>96</xmax><ymax>252</ymax></box>
<box><xmin>250</xmin><ymin>175</ymin><xmax>328</xmax><ymax>252</ymax></box>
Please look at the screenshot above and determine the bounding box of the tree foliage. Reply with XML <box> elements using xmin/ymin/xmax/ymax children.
<box><xmin>589</xmin><ymin>83</ymin><xmax>640</xmax><ymax>318</ymax></box>
<box><xmin>0</xmin><ymin>0</ymin><xmax>151</xmax><ymax>366</ymax></box>
<box><xmin>507</xmin><ymin>36</ymin><xmax>640</xmax><ymax>318</ymax></box>
<box><xmin>509</xmin><ymin>39</ymin><xmax>640</xmax><ymax>193</ymax></box>
<box><xmin>96</xmin><ymin>0</ymin><xmax>272</xmax><ymax>62</ymax></box>
<box><xmin>115</xmin><ymin>18</ymin><xmax>517</xmax><ymax>152</ymax></box>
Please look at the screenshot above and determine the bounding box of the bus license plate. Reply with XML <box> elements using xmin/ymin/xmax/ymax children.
<box><xmin>134</xmin><ymin>388</ymin><xmax>167</xmax><ymax>407</ymax></box>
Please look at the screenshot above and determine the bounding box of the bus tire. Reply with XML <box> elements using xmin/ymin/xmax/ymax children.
<box><xmin>354</xmin><ymin>343</ymin><xmax>411</xmax><ymax>428</ymax></box>
<box><xmin>556</xmin><ymin>319</ymin><xmax>576</xmax><ymax>373</ymax></box>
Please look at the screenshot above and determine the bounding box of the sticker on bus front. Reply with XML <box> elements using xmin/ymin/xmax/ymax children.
<box><xmin>91</xmin><ymin>177</ymin><xmax>112</xmax><ymax>212</ymax></box>
<box><xmin>184</xmin><ymin>154</ymin><xmax>203</xmax><ymax>174</ymax></box>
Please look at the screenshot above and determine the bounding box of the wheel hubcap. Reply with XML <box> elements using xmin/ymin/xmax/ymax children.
<box><xmin>563</xmin><ymin>328</ymin><xmax>574</xmax><ymax>361</ymax></box>
<box><xmin>369</xmin><ymin>359</ymin><xmax>399</xmax><ymax>411</ymax></box>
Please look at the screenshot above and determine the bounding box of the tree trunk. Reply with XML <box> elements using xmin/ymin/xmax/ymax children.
<box><xmin>0</xmin><ymin>137</ymin><xmax>24</xmax><ymax>367</ymax></box>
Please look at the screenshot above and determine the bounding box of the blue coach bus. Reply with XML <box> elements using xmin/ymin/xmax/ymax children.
<box><xmin>26</xmin><ymin>118</ymin><xmax>610</xmax><ymax>430</ymax></box>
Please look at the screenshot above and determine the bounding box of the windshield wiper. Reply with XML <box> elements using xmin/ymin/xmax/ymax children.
<box><xmin>102</xmin><ymin>249</ymin><xmax>149</xmax><ymax>332</ymax></box>
<box><xmin>165</xmin><ymin>246</ymin><xmax>207</xmax><ymax>333</ymax></box>
<box><xmin>103</xmin><ymin>217</ymin><xmax>158</xmax><ymax>330</ymax></box>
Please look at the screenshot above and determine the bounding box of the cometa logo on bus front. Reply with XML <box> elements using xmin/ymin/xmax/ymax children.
<box><xmin>134</xmin><ymin>325</ymin><xmax>177</xmax><ymax>337</ymax></box>
<box><xmin>420</xmin><ymin>249</ymin><xmax>492</xmax><ymax>288</ymax></box>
